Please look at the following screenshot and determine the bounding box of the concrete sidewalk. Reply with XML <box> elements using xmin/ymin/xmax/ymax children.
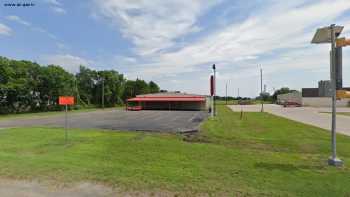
<box><xmin>229</xmin><ymin>104</ymin><xmax>350</xmax><ymax>136</ymax></box>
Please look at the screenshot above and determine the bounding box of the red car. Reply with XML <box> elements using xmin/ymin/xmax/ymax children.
<box><xmin>127</xmin><ymin>106</ymin><xmax>142</xmax><ymax>111</ymax></box>
<box><xmin>283</xmin><ymin>102</ymin><xmax>302</xmax><ymax>107</ymax></box>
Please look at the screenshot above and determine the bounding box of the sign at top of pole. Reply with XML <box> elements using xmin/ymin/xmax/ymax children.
<box><xmin>59</xmin><ymin>96</ymin><xmax>75</xmax><ymax>105</ymax></box>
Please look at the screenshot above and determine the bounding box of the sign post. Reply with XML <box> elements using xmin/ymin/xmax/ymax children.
<box><xmin>212</xmin><ymin>64</ymin><xmax>216</xmax><ymax>116</ymax></box>
<box><xmin>311</xmin><ymin>24</ymin><xmax>344</xmax><ymax>166</ymax></box>
<box><xmin>59</xmin><ymin>96</ymin><xmax>75</xmax><ymax>144</ymax></box>
<box><xmin>210</xmin><ymin>75</ymin><xmax>214</xmax><ymax>117</ymax></box>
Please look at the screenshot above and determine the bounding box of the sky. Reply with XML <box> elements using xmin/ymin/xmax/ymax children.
<box><xmin>0</xmin><ymin>0</ymin><xmax>350</xmax><ymax>97</ymax></box>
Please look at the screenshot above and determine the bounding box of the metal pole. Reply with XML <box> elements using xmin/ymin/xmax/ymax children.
<box><xmin>102</xmin><ymin>78</ymin><xmax>104</xmax><ymax>109</ymax></box>
<box><xmin>328</xmin><ymin>24</ymin><xmax>342</xmax><ymax>166</ymax></box>
<box><xmin>237</xmin><ymin>88</ymin><xmax>240</xmax><ymax>105</ymax></box>
<box><xmin>214</xmin><ymin>66</ymin><xmax>216</xmax><ymax>116</ymax></box>
<box><xmin>211</xmin><ymin>95</ymin><xmax>214</xmax><ymax>117</ymax></box>
<box><xmin>65</xmin><ymin>104</ymin><xmax>68</xmax><ymax>144</ymax></box>
<box><xmin>260</xmin><ymin>68</ymin><xmax>264</xmax><ymax>112</ymax></box>
<box><xmin>225</xmin><ymin>82</ymin><xmax>228</xmax><ymax>105</ymax></box>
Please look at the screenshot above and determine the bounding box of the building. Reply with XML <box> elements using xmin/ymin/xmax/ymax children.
<box><xmin>301</xmin><ymin>80</ymin><xmax>350</xmax><ymax>107</ymax></box>
<box><xmin>127</xmin><ymin>92</ymin><xmax>208</xmax><ymax>111</ymax></box>
<box><xmin>277</xmin><ymin>91</ymin><xmax>302</xmax><ymax>105</ymax></box>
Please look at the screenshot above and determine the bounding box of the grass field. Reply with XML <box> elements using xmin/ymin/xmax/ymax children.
<box><xmin>336</xmin><ymin>112</ymin><xmax>350</xmax><ymax>116</ymax></box>
<box><xmin>215</xmin><ymin>99</ymin><xmax>272</xmax><ymax>105</ymax></box>
<box><xmin>0</xmin><ymin>106</ymin><xmax>123</xmax><ymax>120</ymax></box>
<box><xmin>320</xmin><ymin>112</ymin><xmax>350</xmax><ymax>117</ymax></box>
<box><xmin>0</xmin><ymin>106</ymin><xmax>349</xmax><ymax>196</ymax></box>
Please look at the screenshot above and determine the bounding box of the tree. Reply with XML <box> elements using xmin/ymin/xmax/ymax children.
<box><xmin>76</xmin><ymin>66</ymin><xmax>97</xmax><ymax>105</ymax></box>
<box><xmin>0</xmin><ymin>56</ymin><xmax>160</xmax><ymax>114</ymax></box>
<box><xmin>149</xmin><ymin>81</ymin><xmax>160</xmax><ymax>93</ymax></box>
<box><xmin>38</xmin><ymin>65</ymin><xmax>75</xmax><ymax>111</ymax></box>
<box><xmin>94</xmin><ymin>70</ymin><xmax>125</xmax><ymax>107</ymax></box>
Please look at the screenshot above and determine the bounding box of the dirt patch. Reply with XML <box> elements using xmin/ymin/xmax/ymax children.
<box><xmin>182</xmin><ymin>132</ymin><xmax>212</xmax><ymax>144</ymax></box>
<box><xmin>0</xmin><ymin>178</ymin><xmax>193</xmax><ymax>197</ymax></box>
<box><xmin>0</xmin><ymin>179</ymin><xmax>114</xmax><ymax>197</ymax></box>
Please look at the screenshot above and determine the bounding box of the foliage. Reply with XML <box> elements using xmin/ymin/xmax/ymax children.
<box><xmin>0</xmin><ymin>56</ymin><xmax>161</xmax><ymax>114</ymax></box>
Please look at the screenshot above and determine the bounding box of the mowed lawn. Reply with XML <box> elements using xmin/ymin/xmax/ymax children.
<box><xmin>337</xmin><ymin>112</ymin><xmax>350</xmax><ymax>116</ymax></box>
<box><xmin>0</xmin><ymin>106</ymin><xmax>349</xmax><ymax>196</ymax></box>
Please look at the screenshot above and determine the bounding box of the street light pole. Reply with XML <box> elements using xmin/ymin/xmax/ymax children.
<box><xmin>311</xmin><ymin>24</ymin><xmax>344</xmax><ymax>166</ymax></box>
<box><xmin>225</xmin><ymin>82</ymin><xmax>228</xmax><ymax>105</ymax></box>
<box><xmin>102</xmin><ymin>77</ymin><xmax>104</xmax><ymax>109</ymax></box>
<box><xmin>260</xmin><ymin>67</ymin><xmax>264</xmax><ymax>112</ymax></box>
<box><xmin>329</xmin><ymin>24</ymin><xmax>342</xmax><ymax>166</ymax></box>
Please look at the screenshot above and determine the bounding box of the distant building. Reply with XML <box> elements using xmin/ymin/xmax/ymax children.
<box><xmin>277</xmin><ymin>91</ymin><xmax>302</xmax><ymax>105</ymax></box>
<box><xmin>301</xmin><ymin>80</ymin><xmax>350</xmax><ymax>107</ymax></box>
<box><xmin>126</xmin><ymin>92</ymin><xmax>208</xmax><ymax>111</ymax></box>
<box><xmin>318</xmin><ymin>80</ymin><xmax>332</xmax><ymax>97</ymax></box>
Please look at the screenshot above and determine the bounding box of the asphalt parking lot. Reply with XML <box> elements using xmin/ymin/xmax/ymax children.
<box><xmin>0</xmin><ymin>109</ymin><xmax>209</xmax><ymax>133</ymax></box>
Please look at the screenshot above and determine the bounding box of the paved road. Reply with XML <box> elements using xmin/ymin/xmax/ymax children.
<box><xmin>0</xmin><ymin>109</ymin><xmax>208</xmax><ymax>133</ymax></box>
<box><xmin>229</xmin><ymin>104</ymin><xmax>350</xmax><ymax>136</ymax></box>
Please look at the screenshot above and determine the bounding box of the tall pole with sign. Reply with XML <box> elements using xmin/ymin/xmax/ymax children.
<box><xmin>260</xmin><ymin>67</ymin><xmax>264</xmax><ymax>112</ymax></box>
<box><xmin>225</xmin><ymin>82</ymin><xmax>228</xmax><ymax>105</ymax></box>
<box><xmin>311</xmin><ymin>24</ymin><xmax>344</xmax><ymax>166</ymax></box>
<box><xmin>102</xmin><ymin>77</ymin><xmax>105</xmax><ymax>109</ymax></box>
<box><xmin>329</xmin><ymin>24</ymin><xmax>339</xmax><ymax>166</ymax></box>
<box><xmin>65</xmin><ymin>104</ymin><xmax>68</xmax><ymax>143</ymax></box>
<box><xmin>59</xmin><ymin>96</ymin><xmax>75</xmax><ymax>144</ymax></box>
<box><xmin>212</xmin><ymin>64</ymin><xmax>216</xmax><ymax>116</ymax></box>
<box><xmin>210</xmin><ymin>75</ymin><xmax>214</xmax><ymax>118</ymax></box>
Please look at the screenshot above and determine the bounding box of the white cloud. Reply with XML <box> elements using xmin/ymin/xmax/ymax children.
<box><xmin>44</xmin><ymin>0</ymin><xmax>66</xmax><ymax>14</ymax></box>
<box><xmin>6</xmin><ymin>15</ymin><xmax>31</xmax><ymax>26</ymax></box>
<box><xmin>93</xmin><ymin>0</ymin><xmax>350</xmax><ymax>96</ymax></box>
<box><xmin>52</xmin><ymin>7</ymin><xmax>66</xmax><ymax>14</ymax></box>
<box><xmin>0</xmin><ymin>23</ymin><xmax>12</xmax><ymax>36</ymax></box>
<box><xmin>41</xmin><ymin>54</ymin><xmax>93</xmax><ymax>73</ymax></box>
<box><xmin>128</xmin><ymin>1</ymin><xmax>350</xmax><ymax>83</ymax></box>
<box><xmin>5</xmin><ymin>15</ymin><xmax>59</xmax><ymax>41</ymax></box>
<box><xmin>44</xmin><ymin>0</ymin><xmax>62</xmax><ymax>6</ymax></box>
<box><xmin>94</xmin><ymin>0</ymin><xmax>220</xmax><ymax>56</ymax></box>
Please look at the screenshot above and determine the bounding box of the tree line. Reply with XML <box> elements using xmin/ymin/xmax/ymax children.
<box><xmin>0</xmin><ymin>56</ymin><xmax>160</xmax><ymax>114</ymax></box>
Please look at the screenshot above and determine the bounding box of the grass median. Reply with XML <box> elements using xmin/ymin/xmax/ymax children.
<box><xmin>0</xmin><ymin>106</ymin><xmax>124</xmax><ymax>120</ymax></box>
<box><xmin>0</xmin><ymin>105</ymin><xmax>349</xmax><ymax>196</ymax></box>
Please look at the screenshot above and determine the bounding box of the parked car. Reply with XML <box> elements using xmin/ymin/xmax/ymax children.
<box><xmin>127</xmin><ymin>106</ymin><xmax>142</xmax><ymax>111</ymax></box>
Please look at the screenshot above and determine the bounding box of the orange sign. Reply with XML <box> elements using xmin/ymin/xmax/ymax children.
<box><xmin>336</xmin><ymin>37</ymin><xmax>350</xmax><ymax>47</ymax></box>
<box><xmin>336</xmin><ymin>90</ymin><xmax>350</xmax><ymax>99</ymax></box>
<box><xmin>59</xmin><ymin>96</ymin><xmax>75</xmax><ymax>105</ymax></box>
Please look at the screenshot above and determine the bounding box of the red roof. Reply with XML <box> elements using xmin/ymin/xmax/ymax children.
<box><xmin>127</xmin><ymin>96</ymin><xmax>205</xmax><ymax>102</ymax></box>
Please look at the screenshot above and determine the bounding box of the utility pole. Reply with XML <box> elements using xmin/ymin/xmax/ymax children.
<box><xmin>237</xmin><ymin>88</ymin><xmax>240</xmax><ymax>105</ymax></box>
<box><xmin>102</xmin><ymin>77</ymin><xmax>105</xmax><ymax>109</ymax></box>
<box><xmin>260</xmin><ymin>67</ymin><xmax>264</xmax><ymax>112</ymax></box>
<box><xmin>225</xmin><ymin>82</ymin><xmax>228</xmax><ymax>105</ymax></box>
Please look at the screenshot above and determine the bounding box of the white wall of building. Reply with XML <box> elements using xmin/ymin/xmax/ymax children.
<box><xmin>302</xmin><ymin>97</ymin><xmax>350</xmax><ymax>107</ymax></box>
<box><xmin>277</xmin><ymin>92</ymin><xmax>302</xmax><ymax>104</ymax></box>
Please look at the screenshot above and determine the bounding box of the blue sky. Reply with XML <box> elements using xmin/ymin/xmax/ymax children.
<box><xmin>1</xmin><ymin>0</ymin><xmax>350</xmax><ymax>97</ymax></box>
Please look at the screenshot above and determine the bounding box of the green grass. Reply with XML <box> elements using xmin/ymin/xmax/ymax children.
<box><xmin>0</xmin><ymin>106</ymin><xmax>349</xmax><ymax>196</ymax></box>
<box><xmin>0</xmin><ymin>107</ymin><xmax>123</xmax><ymax>120</ymax></box>
<box><xmin>320</xmin><ymin>112</ymin><xmax>350</xmax><ymax>117</ymax></box>
<box><xmin>215</xmin><ymin>99</ymin><xmax>272</xmax><ymax>105</ymax></box>
<box><xmin>337</xmin><ymin>112</ymin><xmax>350</xmax><ymax>116</ymax></box>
